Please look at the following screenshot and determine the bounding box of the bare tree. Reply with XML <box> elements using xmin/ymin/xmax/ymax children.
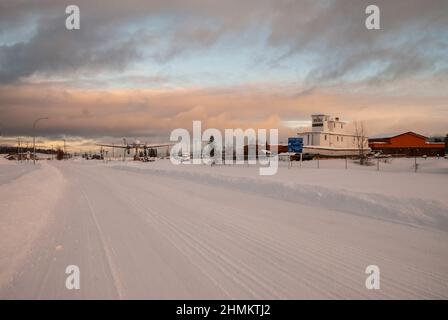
<box><xmin>56</xmin><ymin>147</ymin><xmax>64</xmax><ymax>161</ymax></box>
<box><xmin>354</xmin><ymin>121</ymin><xmax>368</xmax><ymax>165</ymax></box>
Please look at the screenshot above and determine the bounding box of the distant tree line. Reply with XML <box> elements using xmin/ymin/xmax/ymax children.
<box><xmin>0</xmin><ymin>146</ymin><xmax>56</xmax><ymax>154</ymax></box>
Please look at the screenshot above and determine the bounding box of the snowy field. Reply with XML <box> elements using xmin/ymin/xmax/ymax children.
<box><xmin>0</xmin><ymin>155</ymin><xmax>447</xmax><ymax>299</ymax></box>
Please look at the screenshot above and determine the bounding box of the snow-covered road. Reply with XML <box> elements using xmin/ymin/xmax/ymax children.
<box><xmin>1</xmin><ymin>160</ymin><xmax>447</xmax><ymax>299</ymax></box>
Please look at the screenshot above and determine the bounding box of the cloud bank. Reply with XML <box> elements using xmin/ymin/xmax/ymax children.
<box><xmin>0</xmin><ymin>0</ymin><xmax>447</xmax><ymax>143</ymax></box>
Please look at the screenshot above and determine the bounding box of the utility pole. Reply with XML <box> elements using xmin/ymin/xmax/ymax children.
<box><xmin>33</xmin><ymin>117</ymin><xmax>49</xmax><ymax>165</ymax></box>
<box><xmin>414</xmin><ymin>149</ymin><xmax>419</xmax><ymax>173</ymax></box>
<box><xmin>63</xmin><ymin>139</ymin><xmax>66</xmax><ymax>160</ymax></box>
<box><xmin>17</xmin><ymin>137</ymin><xmax>20</xmax><ymax>164</ymax></box>
<box><xmin>0</xmin><ymin>123</ymin><xmax>2</xmax><ymax>158</ymax></box>
<box><xmin>0</xmin><ymin>124</ymin><xmax>3</xmax><ymax>156</ymax></box>
<box><xmin>19</xmin><ymin>138</ymin><xmax>23</xmax><ymax>163</ymax></box>
<box><xmin>19</xmin><ymin>138</ymin><xmax>22</xmax><ymax>163</ymax></box>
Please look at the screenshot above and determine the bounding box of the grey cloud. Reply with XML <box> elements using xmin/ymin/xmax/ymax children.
<box><xmin>292</xmin><ymin>87</ymin><xmax>316</xmax><ymax>98</ymax></box>
<box><xmin>0</xmin><ymin>0</ymin><xmax>447</xmax><ymax>86</ymax></box>
<box><xmin>267</xmin><ymin>0</ymin><xmax>448</xmax><ymax>86</ymax></box>
<box><xmin>0</xmin><ymin>0</ymin><xmax>259</xmax><ymax>83</ymax></box>
<box><xmin>0</xmin><ymin>13</ymin><xmax>149</xmax><ymax>83</ymax></box>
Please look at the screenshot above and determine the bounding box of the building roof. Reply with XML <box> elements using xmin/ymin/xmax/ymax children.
<box><xmin>298</xmin><ymin>131</ymin><xmax>359</xmax><ymax>137</ymax></box>
<box><xmin>369</xmin><ymin>132</ymin><xmax>401</xmax><ymax>139</ymax></box>
<box><xmin>369</xmin><ymin>131</ymin><xmax>428</xmax><ymax>140</ymax></box>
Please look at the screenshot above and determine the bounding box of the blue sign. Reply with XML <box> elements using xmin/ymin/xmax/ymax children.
<box><xmin>288</xmin><ymin>137</ymin><xmax>303</xmax><ymax>153</ymax></box>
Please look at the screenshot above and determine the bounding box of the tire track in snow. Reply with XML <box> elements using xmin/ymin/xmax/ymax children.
<box><xmin>107</xmin><ymin>165</ymin><xmax>448</xmax><ymax>299</ymax></box>
<box><xmin>96</xmin><ymin>166</ymin><xmax>368</xmax><ymax>298</ymax></box>
<box><xmin>78</xmin><ymin>185</ymin><xmax>125</xmax><ymax>299</ymax></box>
<box><xmin>72</xmin><ymin>165</ymin><xmax>233</xmax><ymax>299</ymax></box>
<box><xmin>95</xmin><ymin>177</ymin><xmax>254</xmax><ymax>298</ymax></box>
<box><xmin>89</xmin><ymin>166</ymin><xmax>284</xmax><ymax>299</ymax></box>
<box><xmin>60</xmin><ymin>163</ymin><xmax>448</xmax><ymax>299</ymax></box>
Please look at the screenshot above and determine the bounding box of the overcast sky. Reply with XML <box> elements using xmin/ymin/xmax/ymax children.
<box><xmin>0</xmin><ymin>0</ymin><xmax>447</xmax><ymax>148</ymax></box>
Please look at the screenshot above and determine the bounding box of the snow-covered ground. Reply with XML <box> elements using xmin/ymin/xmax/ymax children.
<box><xmin>0</xmin><ymin>156</ymin><xmax>447</xmax><ymax>299</ymax></box>
<box><xmin>111</xmin><ymin>158</ymin><xmax>448</xmax><ymax>231</ymax></box>
<box><xmin>0</xmin><ymin>159</ymin><xmax>65</xmax><ymax>290</ymax></box>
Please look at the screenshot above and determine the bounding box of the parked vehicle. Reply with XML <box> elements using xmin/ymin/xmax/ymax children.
<box><xmin>290</xmin><ymin>153</ymin><xmax>314</xmax><ymax>161</ymax></box>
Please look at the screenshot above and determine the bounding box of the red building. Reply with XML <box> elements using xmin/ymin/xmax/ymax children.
<box><xmin>368</xmin><ymin>132</ymin><xmax>445</xmax><ymax>157</ymax></box>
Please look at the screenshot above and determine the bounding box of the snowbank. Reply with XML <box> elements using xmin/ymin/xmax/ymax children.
<box><xmin>111</xmin><ymin>161</ymin><xmax>448</xmax><ymax>232</ymax></box>
<box><xmin>0</xmin><ymin>162</ymin><xmax>65</xmax><ymax>288</ymax></box>
<box><xmin>0</xmin><ymin>163</ymin><xmax>38</xmax><ymax>186</ymax></box>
